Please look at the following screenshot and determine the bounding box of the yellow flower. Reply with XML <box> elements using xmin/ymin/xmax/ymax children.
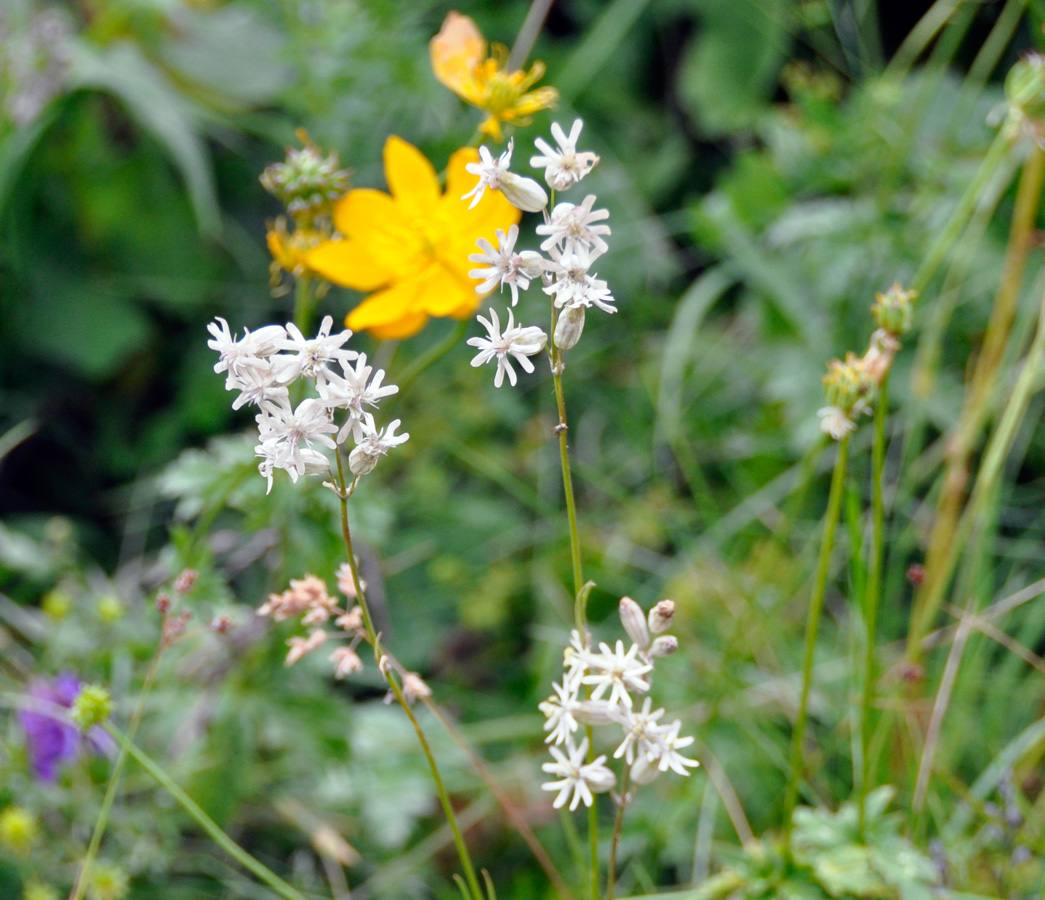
<box><xmin>430</xmin><ymin>11</ymin><xmax>559</xmax><ymax>141</ymax></box>
<box><xmin>266</xmin><ymin>218</ymin><xmax>325</xmax><ymax>280</ymax></box>
<box><xmin>305</xmin><ymin>136</ymin><xmax>521</xmax><ymax>340</ymax></box>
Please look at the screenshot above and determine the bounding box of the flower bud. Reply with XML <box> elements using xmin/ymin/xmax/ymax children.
<box><xmin>0</xmin><ymin>806</ymin><xmax>38</xmax><ymax>856</ymax></box>
<box><xmin>618</xmin><ymin>596</ymin><xmax>650</xmax><ymax>650</ymax></box>
<box><xmin>574</xmin><ymin>699</ymin><xmax>624</xmax><ymax>727</ymax></box>
<box><xmin>630</xmin><ymin>755</ymin><xmax>661</xmax><ymax>785</ymax></box>
<box><xmin>1005</xmin><ymin>53</ymin><xmax>1045</xmax><ymax>123</ymax></box>
<box><xmin>499</xmin><ymin>172</ymin><xmax>548</xmax><ymax>213</ymax></box>
<box><xmin>261</xmin><ymin>130</ymin><xmax>351</xmax><ymax>225</ymax></box>
<box><xmin>173</xmin><ymin>568</ymin><xmax>198</xmax><ymax>594</ymax></box>
<box><xmin>648</xmin><ymin>599</ymin><xmax>675</xmax><ymax>634</ymax></box>
<box><xmin>554</xmin><ymin>304</ymin><xmax>585</xmax><ymax>350</ymax></box>
<box><xmin>348</xmin><ymin>445</ymin><xmax>380</xmax><ymax>476</ymax></box>
<box><xmin>822</xmin><ymin>353</ymin><xmax>876</xmax><ymax>416</ymax></box>
<box><xmin>71</xmin><ymin>684</ymin><xmax>113</xmax><ymax>732</ymax></box>
<box><xmin>871</xmin><ymin>283</ymin><xmax>916</xmax><ymax>337</ymax></box>
<box><xmin>650</xmin><ymin>635</ymin><xmax>679</xmax><ymax>658</ymax></box>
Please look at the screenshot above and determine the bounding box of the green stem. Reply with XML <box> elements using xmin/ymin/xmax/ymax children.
<box><xmin>910</xmin><ymin>130</ymin><xmax>1012</xmax><ymax>297</ymax></box>
<box><xmin>783</xmin><ymin>435</ymin><xmax>850</xmax><ymax>846</ymax></box>
<box><xmin>394</xmin><ymin>320</ymin><xmax>469</xmax><ymax>397</ymax></box>
<box><xmin>69</xmin><ymin>634</ymin><xmax>167</xmax><ymax>900</ymax></box>
<box><xmin>293</xmin><ymin>275</ymin><xmax>315</xmax><ymax>335</ymax></box>
<box><xmin>103</xmin><ymin>723</ymin><xmax>308</xmax><ymax>900</ymax></box>
<box><xmin>605</xmin><ymin>770</ymin><xmax>630</xmax><ymax>900</ymax></box>
<box><xmin>551</xmin><ymin>358</ymin><xmax>584</xmax><ymax>623</ymax></box>
<box><xmin>858</xmin><ymin>376</ymin><xmax>889</xmax><ymax>837</ymax></box>
<box><xmin>549</xmin><ymin>352</ymin><xmax>599</xmax><ymax>900</ymax></box>
<box><xmin>333</xmin><ymin>450</ymin><xmax>483</xmax><ymax>900</ymax></box>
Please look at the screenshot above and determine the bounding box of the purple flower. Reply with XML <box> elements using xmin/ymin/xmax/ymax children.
<box><xmin>19</xmin><ymin>673</ymin><xmax>112</xmax><ymax>781</ymax></box>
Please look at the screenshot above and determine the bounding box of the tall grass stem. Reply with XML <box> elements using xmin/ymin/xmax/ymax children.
<box><xmin>783</xmin><ymin>435</ymin><xmax>850</xmax><ymax>846</ymax></box>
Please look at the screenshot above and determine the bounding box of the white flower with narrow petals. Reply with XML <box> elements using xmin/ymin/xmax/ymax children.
<box><xmin>226</xmin><ymin>360</ymin><xmax>289</xmax><ymax>410</ymax></box>
<box><xmin>348</xmin><ymin>414</ymin><xmax>409</xmax><ymax>476</ymax></box>
<box><xmin>582</xmin><ymin>639</ymin><xmax>652</xmax><ymax>709</ymax></box>
<box><xmin>462</xmin><ymin>142</ymin><xmax>514</xmax><ymax>209</ymax></box>
<box><xmin>278</xmin><ymin>315</ymin><xmax>357</xmax><ymax>381</ymax></box>
<box><xmin>467</xmin><ymin>308</ymin><xmax>548</xmax><ymax>388</ymax></box>
<box><xmin>536</xmin><ymin>195</ymin><xmax>611</xmax><ymax>255</ymax></box>
<box><xmin>469</xmin><ymin>225</ymin><xmax>546</xmax><ymax>307</ymax></box>
<box><xmin>655</xmin><ymin>719</ymin><xmax>700</xmax><ymax>775</ymax></box>
<box><xmin>531</xmin><ymin>120</ymin><xmax>600</xmax><ymax>191</ymax></box>
<box><xmin>613</xmin><ymin>697</ymin><xmax>666</xmax><ymax>765</ymax></box>
<box><xmin>544</xmin><ymin>246</ymin><xmax>616</xmax><ymax>314</ymax></box>
<box><xmin>319</xmin><ymin>353</ymin><xmax>399</xmax><ymax>444</ymax></box>
<box><xmin>254</xmin><ymin>397</ymin><xmax>336</xmax><ymax>491</ymax></box>
<box><xmin>541</xmin><ymin>737</ymin><xmax>616</xmax><ymax>810</ymax></box>
<box><xmin>539</xmin><ymin>677</ymin><xmax>584</xmax><ymax>746</ymax></box>
<box><xmin>208</xmin><ymin>318</ymin><xmax>287</xmax><ymax>379</ymax></box>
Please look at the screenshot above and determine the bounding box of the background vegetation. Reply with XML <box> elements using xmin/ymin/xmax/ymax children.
<box><xmin>3</xmin><ymin>0</ymin><xmax>1045</xmax><ymax>897</ymax></box>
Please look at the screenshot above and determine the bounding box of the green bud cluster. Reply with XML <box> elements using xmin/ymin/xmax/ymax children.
<box><xmin>70</xmin><ymin>684</ymin><xmax>113</xmax><ymax>732</ymax></box>
<box><xmin>823</xmin><ymin>353</ymin><xmax>875</xmax><ymax>414</ymax></box>
<box><xmin>871</xmin><ymin>283</ymin><xmax>916</xmax><ymax>337</ymax></box>
<box><xmin>261</xmin><ymin>132</ymin><xmax>351</xmax><ymax>224</ymax></box>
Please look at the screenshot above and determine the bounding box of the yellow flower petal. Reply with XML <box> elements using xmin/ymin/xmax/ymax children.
<box><xmin>430</xmin><ymin>12</ymin><xmax>486</xmax><ymax>100</ymax></box>
<box><xmin>346</xmin><ymin>274</ymin><xmax>426</xmax><ymax>333</ymax></box>
<box><xmin>305</xmin><ymin>238</ymin><xmax>393</xmax><ymax>292</ymax></box>
<box><xmin>384</xmin><ymin>135</ymin><xmax>441</xmax><ymax>217</ymax></box>
<box><xmin>417</xmin><ymin>262</ymin><xmax>479</xmax><ymax>318</ymax></box>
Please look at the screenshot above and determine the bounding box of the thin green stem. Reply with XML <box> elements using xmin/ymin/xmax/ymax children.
<box><xmin>293</xmin><ymin>275</ymin><xmax>315</xmax><ymax>335</ymax></box>
<box><xmin>783</xmin><ymin>435</ymin><xmax>850</xmax><ymax>846</ymax></box>
<box><xmin>103</xmin><ymin>723</ymin><xmax>308</xmax><ymax>900</ymax></box>
<box><xmin>549</xmin><ymin>352</ymin><xmax>599</xmax><ymax>900</ymax></box>
<box><xmin>394</xmin><ymin>320</ymin><xmax>469</xmax><ymax>397</ymax></box>
<box><xmin>551</xmin><ymin>358</ymin><xmax>584</xmax><ymax>621</ymax></box>
<box><xmin>69</xmin><ymin>634</ymin><xmax>167</xmax><ymax>900</ymax></box>
<box><xmin>858</xmin><ymin>376</ymin><xmax>889</xmax><ymax>837</ymax></box>
<box><xmin>333</xmin><ymin>450</ymin><xmax>483</xmax><ymax>900</ymax></box>
<box><xmin>605</xmin><ymin>770</ymin><xmax>631</xmax><ymax>900</ymax></box>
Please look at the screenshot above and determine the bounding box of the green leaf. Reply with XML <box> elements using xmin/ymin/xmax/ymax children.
<box><xmin>677</xmin><ymin>0</ymin><xmax>792</xmax><ymax>136</ymax></box>
<box><xmin>67</xmin><ymin>41</ymin><xmax>220</xmax><ymax>236</ymax></box>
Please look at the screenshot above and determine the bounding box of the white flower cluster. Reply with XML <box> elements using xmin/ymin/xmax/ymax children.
<box><xmin>464</xmin><ymin>119</ymin><xmax>614</xmax><ymax>386</ymax></box>
<box><xmin>538</xmin><ymin>597</ymin><xmax>698</xmax><ymax>811</ymax></box>
<box><xmin>208</xmin><ymin>315</ymin><xmax>407</xmax><ymax>491</ymax></box>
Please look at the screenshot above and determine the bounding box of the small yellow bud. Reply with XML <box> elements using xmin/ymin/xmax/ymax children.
<box><xmin>96</xmin><ymin>596</ymin><xmax>124</xmax><ymax>624</ymax></box>
<box><xmin>0</xmin><ymin>805</ymin><xmax>39</xmax><ymax>856</ymax></box>
<box><xmin>41</xmin><ymin>588</ymin><xmax>72</xmax><ymax>621</ymax></box>
<box><xmin>70</xmin><ymin>684</ymin><xmax>113</xmax><ymax>732</ymax></box>
<box><xmin>86</xmin><ymin>861</ymin><xmax>129</xmax><ymax>900</ymax></box>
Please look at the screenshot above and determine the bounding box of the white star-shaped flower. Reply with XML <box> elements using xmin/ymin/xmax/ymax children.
<box><xmin>467</xmin><ymin>308</ymin><xmax>547</xmax><ymax>388</ymax></box>
<box><xmin>581</xmin><ymin>639</ymin><xmax>652</xmax><ymax>709</ymax></box>
<box><xmin>541</xmin><ymin>737</ymin><xmax>615</xmax><ymax>811</ymax></box>
<box><xmin>536</xmin><ymin>195</ymin><xmax>611</xmax><ymax>255</ymax></box>
<box><xmin>469</xmin><ymin>225</ymin><xmax>546</xmax><ymax>307</ymax></box>
<box><xmin>539</xmin><ymin>677</ymin><xmax>584</xmax><ymax>746</ymax></box>
<box><xmin>531</xmin><ymin>120</ymin><xmax>600</xmax><ymax>191</ymax></box>
<box><xmin>462</xmin><ymin>142</ymin><xmax>514</xmax><ymax>209</ymax></box>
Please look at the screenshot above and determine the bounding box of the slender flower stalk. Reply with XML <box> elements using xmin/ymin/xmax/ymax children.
<box><xmin>69</xmin><ymin>623</ymin><xmax>169</xmax><ymax>900</ymax></box>
<box><xmin>858</xmin><ymin>376</ymin><xmax>889</xmax><ymax>837</ymax></box>
<box><xmin>333</xmin><ymin>449</ymin><xmax>483</xmax><ymax>900</ymax></box>
<box><xmin>605</xmin><ymin>769</ymin><xmax>631</xmax><ymax>900</ymax></box>
<box><xmin>783</xmin><ymin>435</ymin><xmax>850</xmax><ymax>847</ymax></box>
<box><xmin>103</xmin><ymin>724</ymin><xmax>308</xmax><ymax>900</ymax></box>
